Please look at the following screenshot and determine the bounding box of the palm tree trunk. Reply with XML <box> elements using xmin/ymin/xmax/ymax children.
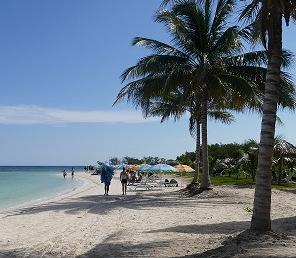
<box><xmin>250</xmin><ymin>12</ymin><xmax>282</xmax><ymax>232</ymax></box>
<box><xmin>192</xmin><ymin>119</ymin><xmax>201</xmax><ymax>183</ymax></box>
<box><xmin>200</xmin><ymin>91</ymin><xmax>210</xmax><ymax>189</ymax></box>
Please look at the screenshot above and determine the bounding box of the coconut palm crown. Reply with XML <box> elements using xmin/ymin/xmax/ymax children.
<box><xmin>240</xmin><ymin>0</ymin><xmax>296</xmax><ymax>48</ymax></box>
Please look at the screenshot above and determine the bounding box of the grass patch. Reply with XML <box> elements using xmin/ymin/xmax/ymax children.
<box><xmin>211</xmin><ymin>176</ymin><xmax>255</xmax><ymax>186</ymax></box>
<box><xmin>210</xmin><ymin>175</ymin><xmax>296</xmax><ymax>190</ymax></box>
<box><xmin>271</xmin><ymin>183</ymin><xmax>296</xmax><ymax>190</ymax></box>
<box><xmin>175</xmin><ymin>172</ymin><xmax>296</xmax><ymax>190</ymax></box>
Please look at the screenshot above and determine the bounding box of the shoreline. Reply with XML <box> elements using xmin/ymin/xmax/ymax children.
<box><xmin>0</xmin><ymin>172</ymin><xmax>89</xmax><ymax>216</ymax></box>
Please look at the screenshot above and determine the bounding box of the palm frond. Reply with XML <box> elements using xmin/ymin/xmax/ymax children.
<box><xmin>208</xmin><ymin>110</ymin><xmax>234</xmax><ymax>124</ymax></box>
<box><xmin>120</xmin><ymin>54</ymin><xmax>191</xmax><ymax>82</ymax></box>
<box><xmin>132</xmin><ymin>37</ymin><xmax>189</xmax><ymax>58</ymax></box>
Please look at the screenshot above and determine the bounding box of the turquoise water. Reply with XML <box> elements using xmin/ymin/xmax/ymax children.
<box><xmin>0</xmin><ymin>166</ymin><xmax>83</xmax><ymax>211</ymax></box>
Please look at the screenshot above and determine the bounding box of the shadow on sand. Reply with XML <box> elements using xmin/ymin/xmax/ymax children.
<box><xmin>4</xmin><ymin>190</ymin><xmax>239</xmax><ymax>217</ymax></box>
<box><xmin>1</xmin><ymin>217</ymin><xmax>296</xmax><ymax>257</ymax></box>
<box><xmin>78</xmin><ymin>217</ymin><xmax>296</xmax><ymax>258</ymax></box>
<box><xmin>2</xmin><ymin>188</ymin><xmax>296</xmax><ymax>257</ymax></box>
<box><xmin>77</xmin><ymin>216</ymin><xmax>296</xmax><ymax>258</ymax></box>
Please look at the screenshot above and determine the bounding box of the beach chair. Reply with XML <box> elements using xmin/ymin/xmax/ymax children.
<box><xmin>127</xmin><ymin>174</ymin><xmax>166</xmax><ymax>191</ymax></box>
<box><xmin>128</xmin><ymin>176</ymin><xmax>158</xmax><ymax>191</ymax></box>
<box><xmin>146</xmin><ymin>174</ymin><xmax>165</xmax><ymax>187</ymax></box>
<box><xmin>128</xmin><ymin>180</ymin><xmax>152</xmax><ymax>191</ymax></box>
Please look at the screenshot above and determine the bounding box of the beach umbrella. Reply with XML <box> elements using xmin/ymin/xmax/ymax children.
<box><xmin>138</xmin><ymin>164</ymin><xmax>153</xmax><ymax>172</ymax></box>
<box><xmin>150</xmin><ymin>164</ymin><xmax>177</xmax><ymax>173</ymax></box>
<box><xmin>125</xmin><ymin>165</ymin><xmax>138</xmax><ymax>171</ymax></box>
<box><xmin>175</xmin><ymin>164</ymin><xmax>194</xmax><ymax>172</ymax></box>
<box><xmin>174</xmin><ymin>164</ymin><xmax>194</xmax><ymax>187</ymax></box>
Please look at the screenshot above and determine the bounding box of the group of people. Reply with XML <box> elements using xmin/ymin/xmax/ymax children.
<box><xmin>126</xmin><ymin>170</ymin><xmax>143</xmax><ymax>184</ymax></box>
<box><xmin>62</xmin><ymin>165</ymin><xmax>144</xmax><ymax>196</ymax></box>
<box><xmin>99</xmin><ymin>166</ymin><xmax>142</xmax><ymax>196</ymax></box>
<box><xmin>62</xmin><ymin>168</ymin><xmax>75</xmax><ymax>179</ymax></box>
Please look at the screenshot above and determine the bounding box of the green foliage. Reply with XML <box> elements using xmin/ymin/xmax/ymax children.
<box><xmin>109</xmin><ymin>157</ymin><xmax>121</xmax><ymax>166</ymax></box>
<box><xmin>177</xmin><ymin>137</ymin><xmax>296</xmax><ymax>184</ymax></box>
<box><xmin>122</xmin><ymin>156</ymin><xmax>143</xmax><ymax>165</ymax></box>
<box><xmin>208</xmin><ymin>143</ymin><xmax>245</xmax><ymax>160</ymax></box>
<box><xmin>117</xmin><ymin>156</ymin><xmax>176</xmax><ymax>165</ymax></box>
<box><xmin>177</xmin><ymin>142</ymin><xmax>253</xmax><ymax>164</ymax></box>
<box><xmin>176</xmin><ymin>152</ymin><xmax>195</xmax><ymax>165</ymax></box>
<box><xmin>271</xmin><ymin>183</ymin><xmax>296</xmax><ymax>190</ymax></box>
<box><xmin>142</xmin><ymin>156</ymin><xmax>166</xmax><ymax>165</ymax></box>
<box><xmin>211</xmin><ymin>175</ymin><xmax>255</xmax><ymax>186</ymax></box>
<box><xmin>210</xmin><ymin>174</ymin><xmax>296</xmax><ymax>190</ymax></box>
<box><xmin>240</xmin><ymin>0</ymin><xmax>296</xmax><ymax>48</ymax></box>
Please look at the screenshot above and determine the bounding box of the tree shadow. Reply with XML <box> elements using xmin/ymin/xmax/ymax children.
<box><xmin>148</xmin><ymin>216</ymin><xmax>296</xmax><ymax>258</ymax></box>
<box><xmin>4</xmin><ymin>190</ymin><xmax>240</xmax><ymax>217</ymax></box>
<box><xmin>147</xmin><ymin>220</ymin><xmax>250</xmax><ymax>235</ymax></box>
<box><xmin>77</xmin><ymin>219</ymin><xmax>296</xmax><ymax>258</ymax></box>
<box><xmin>77</xmin><ymin>238</ymin><xmax>171</xmax><ymax>258</ymax></box>
<box><xmin>146</xmin><ymin>215</ymin><xmax>296</xmax><ymax>236</ymax></box>
<box><xmin>1</xmin><ymin>217</ymin><xmax>296</xmax><ymax>257</ymax></box>
<box><xmin>175</xmin><ymin>229</ymin><xmax>296</xmax><ymax>258</ymax></box>
<box><xmin>0</xmin><ymin>233</ymin><xmax>171</xmax><ymax>258</ymax></box>
<box><xmin>273</xmin><ymin>216</ymin><xmax>296</xmax><ymax>236</ymax></box>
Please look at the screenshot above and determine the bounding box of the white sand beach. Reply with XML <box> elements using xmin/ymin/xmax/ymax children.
<box><xmin>0</xmin><ymin>172</ymin><xmax>296</xmax><ymax>258</ymax></box>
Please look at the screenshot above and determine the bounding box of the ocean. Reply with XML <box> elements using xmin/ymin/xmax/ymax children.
<box><xmin>0</xmin><ymin>166</ymin><xmax>83</xmax><ymax>211</ymax></box>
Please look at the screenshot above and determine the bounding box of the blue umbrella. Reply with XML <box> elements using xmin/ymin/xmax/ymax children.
<box><xmin>138</xmin><ymin>164</ymin><xmax>153</xmax><ymax>172</ymax></box>
<box><xmin>100</xmin><ymin>164</ymin><xmax>114</xmax><ymax>184</ymax></box>
<box><xmin>149</xmin><ymin>164</ymin><xmax>177</xmax><ymax>173</ymax></box>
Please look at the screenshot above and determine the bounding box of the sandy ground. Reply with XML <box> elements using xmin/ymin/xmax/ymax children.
<box><xmin>0</xmin><ymin>172</ymin><xmax>296</xmax><ymax>258</ymax></box>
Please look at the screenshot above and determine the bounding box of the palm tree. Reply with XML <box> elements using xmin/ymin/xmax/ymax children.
<box><xmin>148</xmin><ymin>88</ymin><xmax>234</xmax><ymax>184</ymax></box>
<box><xmin>114</xmin><ymin>0</ymin><xmax>294</xmax><ymax>190</ymax></box>
<box><xmin>241</xmin><ymin>136</ymin><xmax>296</xmax><ymax>183</ymax></box>
<box><xmin>240</xmin><ymin>0</ymin><xmax>296</xmax><ymax>231</ymax></box>
<box><xmin>273</xmin><ymin>135</ymin><xmax>296</xmax><ymax>184</ymax></box>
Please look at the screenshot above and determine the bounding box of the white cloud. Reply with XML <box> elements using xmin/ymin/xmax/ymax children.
<box><xmin>0</xmin><ymin>105</ymin><xmax>158</xmax><ymax>125</ymax></box>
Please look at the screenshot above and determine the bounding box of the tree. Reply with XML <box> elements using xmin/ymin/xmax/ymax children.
<box><xmin>109</xmin><ymin>157</ymin><xmax>121</xmax><ymax>166</ymax></box>
<box><xmin>176</xmin><ymin>152</ymin><xmax>195</xmax><ymax>165</ymax></box>
<box><xmin>122</xmin><ymin>156</ymin><xmax>142</xmax><ymax>165</ymax></box>
<box><xmin>240</xmin><ymin>0</ymin><xmax>296</xmax><ymax>231</ymax></box>
<box><xmin>149</xmin><ymin>88</ymin><xmax>234</xmax><ymax>183</ymax></box>
<box><xmin>240</xmin><ymin>137</ymin><xmax>296</xmax><ymax>183</ymax></box>
<box><xmin>242</xmin><ymin>139</ymin><xmax>260</xmax><ymax>181</ymax></box>
<box><xmin>271</xmin><ymin>136</ymin><xmax>296</xmax><ymax>184</ymax></box>
<box><xmin>115</xmin><ymin>0</ymin><xmax>284</xmax><ymax>190</ymax></box>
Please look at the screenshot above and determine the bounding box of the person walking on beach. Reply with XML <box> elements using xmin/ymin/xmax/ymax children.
<box><xmin>63</xmin><ymin>169</ymin><xmax>67</xmax><ymax>179</ymax></box>
<box><xmin>120</xmin><ymin>167</ymin><xmax>128</xmax><ymax>195</ymax></box>
<box><xmin>100</xmin><ymin>164</ymin><xmax>114</xmax><ymax>196</ymax></box>
<box><xmin>71</xmin><ymin>168</ymin><xmax>74</xmax><ymax>179</ymax></box>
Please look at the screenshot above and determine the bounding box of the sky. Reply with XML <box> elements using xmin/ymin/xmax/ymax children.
<box><xmin>0</xmin><ymin>0</ymin><xmax>295</xmax><ymax>165</ymax></box>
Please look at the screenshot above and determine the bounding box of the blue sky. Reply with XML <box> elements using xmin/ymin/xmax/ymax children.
<box><xmin>0</xmin><ymin>0</ymin><xmax>295</xmax><ymax>165</ymax></box>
